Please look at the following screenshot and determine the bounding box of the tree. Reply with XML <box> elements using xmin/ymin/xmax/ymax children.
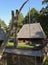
<box><xmin>0</xmin><ymin>19</ymin><xmax>7</xmax><ymax>30</ymax></box>
<box><xmin>42</xmin><ymin>0</ymin><xmax>48</xmax><ymax>15</ymax></box>
<box><xmin>41</xmin><ymin>0</ymin><xmax>48</xmax><ymax>36</ymax></box>
<box><xmin>23</xmin><ymin>8</ymin><xmax>39</xmax><ymax>24</ymax></box>
<box><xmin>23</xmin><ymin>7</ymin><xmax>48</xmax><ymax>36</ymax></box>
<box><xmin>18</xmin><ymin>13</ymin><xmax>24</xmax><ymax>32</ymax></box>
<box><xmin>37</xmin><ymin>7</ymin><xmax>48</xmax><ymax>36</ymax></box>
<box><xmin>42</xmin><ymin>0</ymin><xmax>48</xmax><ymax>4</ymax></box>
<box><xmin>9</xmin><ymin>13</ymin><xmax>24</xmax><ymax>32</ymax></box>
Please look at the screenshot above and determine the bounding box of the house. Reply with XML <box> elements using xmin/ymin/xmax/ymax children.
<box><xmin>17</xmin><ymin>23</ymin><xmax>47</xmax><ymax>65</ymax></box>
<box><xmin>17</xmin><ymin>23</ymin><xmax>46</xmax><ymax>40</ymax></box>
<box><xmin>17</xmin><ymin>23</ymin><xmax>46</xmax><ymax>45</ymax></box>
<box><xmin>2</xmin><ymin>23</ymin><xmax>47</xmax><ymax>65</ymax></box>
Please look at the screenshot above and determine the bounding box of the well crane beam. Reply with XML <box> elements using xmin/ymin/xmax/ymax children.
<box><xmin>0</xmin><ymin>0</ymin><xmax>29</xmax><ymax>59</ymax></box>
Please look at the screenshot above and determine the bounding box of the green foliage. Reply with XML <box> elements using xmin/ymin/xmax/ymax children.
<box><xmin>5</xmin><ymin>26</ymin><xmax>9</xmax><ymax>32</ymax></box>
<box><xmin>0</xmin><ymin>19</ymin><xmax>6</xmax><ymax>27</ymax></box>
<box><xmin>38</xmin><ymin>6</ymin><xmax>48</xmax><ymax>36</ymax></box>
<box><xmin>9</xmin><ymin>13</ymin><xmax>24</xmax><ymax>32</ymax></box>
<box><xmin>41</xmin><ymin>0</ymin><xmax>48</xmax><ymax>36</ymax></box>
<box><xmin>7</xmin><ymin>42</ymin><xmax>34</xmax><ymax>48</ymax></box>
<box><xmin>23</xmin><ymin>7</ymin><xmax>48</xmax><ymax>36</ymax></box>
<box><xmin>42</xmin><ymin>0</ymin><xmax>48</xmax><ymax>4</ymax></box>
<box><xmin>23</xmin><ymin>8</ymin><xmax>39</xmax><ymax>24</ymax></box>
<box><xmin>44</xmin><ymin>57</ymin><xmax>48</xmax><ymax>65</ymax></box>
<box><xmin>37</xmin><ymin>12</ymin><xmax>48</xmax><ymax>36</ymax></box>
<box><xmin>7</xmin><ymin>1</ymin><xmax>48</xmax><ymax>37</ymax></box>
<box><xmin>0</xmin><ymin>19</ymin><xmax>7</xmax><ymax>30</ymax></box>
<box><xmin>18</xmin><ymin>13</ymin><xmax>24</xmax><ymax>32</ymax></box>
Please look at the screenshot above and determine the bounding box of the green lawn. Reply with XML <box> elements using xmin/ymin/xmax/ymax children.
<box><xmin>7</xmin><ymin>42</ymin><xmax>34</xmax><ymax>48</ymax></box>
<box><xmin>44</xmin><ymin>57</ymin><xmax>48</xmax><ymax>65</ymax></box>
<box><xmin>6</xmin><ymin>42</ymin><xmax>48</xmax><ymax>65</ymax></box>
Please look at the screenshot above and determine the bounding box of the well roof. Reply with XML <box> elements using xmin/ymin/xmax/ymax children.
<box><xmin>17</xmin><ymin>23</ymin><xmax>46</xmax><ymax>39</ymax></box>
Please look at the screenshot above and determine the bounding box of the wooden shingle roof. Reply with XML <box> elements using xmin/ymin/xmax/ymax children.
<box><xmin>17</xmin><ymin>23</ymin><xmax>46</xmax><ymax>39</ymax></box>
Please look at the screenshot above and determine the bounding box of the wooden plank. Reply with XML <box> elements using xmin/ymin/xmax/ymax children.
<box><xmin>0</xmin><ymin>11</ymin><xmax>14</xmax><ymax>59</ymax></box>
<box><xmin>4</xmin><ymin>49</ymin><xmax>43</xmax><ymax>57</ymax></box>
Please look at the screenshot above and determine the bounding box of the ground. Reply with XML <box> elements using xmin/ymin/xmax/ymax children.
<box><xmin>44</xmin><ymin>57</ymin><xmax>48</xmax><ymax>65</ymax></box>
<box><xmin>7</xmin><ymin>42</ymin><xmax>34</xmax><ymax>49</ymax></box>
<box><xmin>6</xmin><ymin>42</ymin><xmax>48</xmax><ymax>65</ymax></box>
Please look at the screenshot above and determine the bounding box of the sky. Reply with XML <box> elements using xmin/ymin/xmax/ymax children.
<box><xmin>0</xmin><ymin>0</ymin><xmax>45</xmax><ymax>25</ymax></box>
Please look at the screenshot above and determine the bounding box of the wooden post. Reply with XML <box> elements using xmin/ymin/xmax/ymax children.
<box><xmin>11</xmin><ymin>10</ymin><xmax>16</xmax><ymax>48</ymax></box>
<box><xmin>18</xmin><ymin>56</ymin><xmax>20</xmax><ymax>65</ymax></box>
<box><xmin>13</xmin><ymin>10</ymin><xmax>18</xmax><ymax>48</ymax></box>
<box><xmin>11</xmin><ymin>10</ymin><xmax>14</xmax><ymax>29</ymax></box>
<box><xmin>35</xmin><ymin>56</ymin><xmax>37</xmax><ymax>65</ymax></box>
<box><xmin>2</xmin><ymin>58</ymin><xmax>7</xmax><ymax>65</ymax></box>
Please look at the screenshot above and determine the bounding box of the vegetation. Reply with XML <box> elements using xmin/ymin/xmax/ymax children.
<box><xmin>42</xmin><ymin>0</ymin><xmax>48</xmax><ymax>4</ymax></box>
<box><xmin>9</xmin><ymin>13</ymin><xmax>24</xmax><ymax>32</ymax></box>
<box><xmin>23</xmin><ymin>8</ymin><xmax>39</xmax><ymax>24</ymax></box>
<box><xmin>22</xmin><ymin>7</ymin><xmax>48</xmax><ymax>35</ymax></box>
<box><xmin>0</xmin><ymin>0</ymin><xmax>48</xmax><ymax>36</ymax></box>
<box><xmin>7</xmin><ymin>42</ymin><xmax>34</xmax><ymax>48</ymax></box>
<box><xmin>44</xmin><ymin>57</ymin><xmax>48</xmax><ymax>65</ymax></box>
<box><xmin>0</xmin><ymin>19</ymin><xmax>7</xmax><ymax>30</ymax></box>
<box><xmin>0</xmin><ymin>0</ymin><xmax>47</xmax><ymax>35</ymax></box>
<box><xmin>0</xmin><ymin>0</ymin><xmax>48</xmax><ymax>65</ymax></box>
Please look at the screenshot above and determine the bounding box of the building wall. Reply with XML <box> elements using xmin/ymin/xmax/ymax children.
<box><xmin>0</xmin><ymin>53</ymin><xmax>44</xmax><ymax>65</ymax></box>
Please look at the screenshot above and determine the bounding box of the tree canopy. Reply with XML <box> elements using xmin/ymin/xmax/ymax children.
<box><xmin>0</xmin><ymin>0</ymin><xmax>48</xmax><ymax>37</ymax></box>
<box><xmin>22</xmin><ymin>7</ymin><xmax>48</xmax><ymax>36</ymax></box>
<box><xmin>9</xmin><ymin>13</ymin><xmax>24</xmax><ymax>32</ymax></box>
<box><xmin>23</xmin><ymin>8</ymin><xmax>39</xmax><ymax>24</ymax></box>
<box><xmin>0</xmin><ymin>19</ymin><xmax>7</xmax><ymax>30</ymax></box>
<box><xmin>42</xmin><ymin>0</ymin><xmax>48</xmax><ymax>4</ymax></box>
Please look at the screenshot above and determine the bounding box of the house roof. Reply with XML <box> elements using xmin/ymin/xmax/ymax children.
<box><xmin>17</xmin><ymin>23</ymin><xmax>46</xmax><ymax>39</ymax></box>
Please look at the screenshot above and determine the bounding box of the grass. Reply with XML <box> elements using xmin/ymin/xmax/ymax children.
<box><xmin>6</xmin><ymin>42</ymin><xmax>48</xmax><ymax>65</ymax></box>
<box><xmin>7</xmin><ymin>42</ymin><xmax>34</xmax><ymax>48</ymax></box>
<box><xmin>44</xmin><ymin>57</ymin><xmax>48</xmax><ymax>65</ymax></box>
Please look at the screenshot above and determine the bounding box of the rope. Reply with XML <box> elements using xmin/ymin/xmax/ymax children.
<box><xmin>28</xmin><ymin>0</ymin><xmax>31</xmax><ymax>39</ymax></box>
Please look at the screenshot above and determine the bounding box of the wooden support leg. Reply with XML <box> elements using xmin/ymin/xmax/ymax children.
<box><xmin>18</xmin><ymin>55</ymin><xmax>20</xmax><ymax>65</ymax></box>
<box><xmin>3</xmin><ymin>58</ymin><xmax>7</xmax><ymax>65</ymax></box>
<box><xmin>35</xmin><ymin>56</ymin><xmax>37</xmax><ymax>65</ymax></box>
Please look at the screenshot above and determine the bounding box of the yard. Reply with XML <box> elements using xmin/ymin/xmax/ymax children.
<box><xmin>44</xmin><ymin>57</ymin><xmax>48</xmax><ymax>65</ymax></box>
<box><xmin>7</xmin><ymin>42</ymin><xmax>34</xmax><ymax>49</ymax></box>
<box><xmin>6</xmin><ymin>42</ymin><xmax>48</xmax><ymax>65</ymax></box>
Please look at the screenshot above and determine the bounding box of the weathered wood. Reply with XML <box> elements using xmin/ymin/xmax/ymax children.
<box><xmin>0</xmin><ymin>11</ymin><xmax>15</xmax><ymax>59</ymax></box>
<box><xmin>13</xmin><ymin>10</ymin><xmax>18</xmax><ymax>48</ymax></box>
<box><xmin>4</xmin><ymin>49</ymin><xmax>43</xmax><ymax>57</ymax></box>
